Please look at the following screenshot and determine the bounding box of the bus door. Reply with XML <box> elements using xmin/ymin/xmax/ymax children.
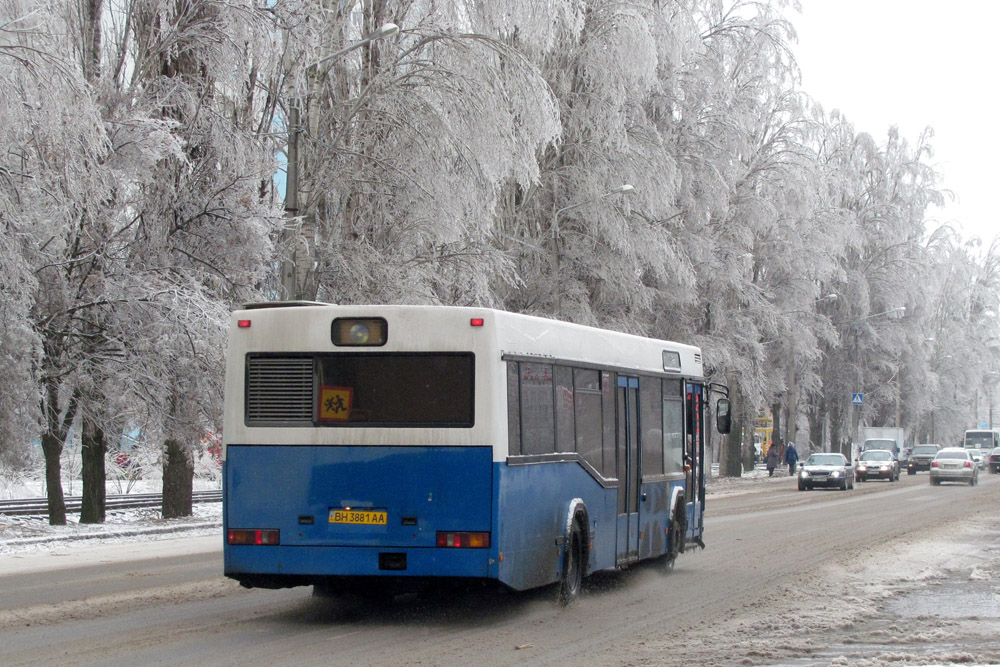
<box><xmin>685</xmin><ymin>383</ymin><xmax>705</xmax><ymax>540</ymax></box>
<box><xmin>616</xmin><ymin>376</ymin><xmax>640</xmax><ymax>565</ymax></box>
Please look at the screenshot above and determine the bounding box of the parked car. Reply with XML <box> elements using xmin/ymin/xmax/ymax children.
<box><xmin>989</xmin><ymin>447</ymin><xmax>1000</xmax><ymax>474</ymax></box>
<box><xmin>855</xmin><ymin>449</ymin><xmax>899</xmax><ymax>482</ymax></box>
<box><xmin>968</xmin><ymin>448</ymin><xmax>986</xmax><ymax>470</ymax></box>
<box><xmin>906</xmin><ymin>444</ymin><xmax>940</xmax><ymax>474</ymax></box>
<box><xmin>798</xmin><ymin>453</ymin><xmax>855</xmax><ymax>491</ymax></box>
<box><xmin>930</xmin><ymin>447</ymin><xmax>979</xmax><ymax>486</ymax></box>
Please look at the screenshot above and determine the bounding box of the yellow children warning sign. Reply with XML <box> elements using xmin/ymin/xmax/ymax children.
<box><xmin>318</xmin><ymin>386</ymin><xmax>353</xmax><ymax>421</ymax></box>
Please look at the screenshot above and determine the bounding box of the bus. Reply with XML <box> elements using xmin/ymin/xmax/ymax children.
<box><xmin>222</xmin><ymin>303</ymin><xmax>731</xmax><ymax>603</ymax></box>
<box><xmin>963</xmin><ymin>429</ymin><xmax>999</xmax><ymax>451</ymax></box>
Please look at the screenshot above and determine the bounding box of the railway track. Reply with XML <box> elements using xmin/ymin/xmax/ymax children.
<box><xmin>0</xmin><ymin>490</ymin><xmax>222</xmax><ymax>517</ymax></box>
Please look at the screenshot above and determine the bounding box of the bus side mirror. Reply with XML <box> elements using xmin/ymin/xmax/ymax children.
<box><xmin>716</xmin><ymin>398</ymin><xmax>732</xmax><ymax>434</ymax></box>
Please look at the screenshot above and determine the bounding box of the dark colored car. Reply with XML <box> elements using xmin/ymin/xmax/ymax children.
<box><xmin>907</xmin><ymin>444</ymin><xmax>941</xmax><ymax>474</ymax></box>
<box><xmin>988</xmin><ymin>447</ymin><xmax>1000</xmax><ymax>474</ymax></box>
<box><xmin>856</xmin><ymin>449</ymin><xmax>899</xmax><ymax>482</ymax></box>
<box><xmin>798</xmin><ymin>453</ymin><xmax>854</xmax><ymax>491</ymax></box>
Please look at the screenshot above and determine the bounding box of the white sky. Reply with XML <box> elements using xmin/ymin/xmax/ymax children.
<box><xmin>791</xmin><ymin>0</ymin><xmax>1000</xmax><ymax>246</ymax></box>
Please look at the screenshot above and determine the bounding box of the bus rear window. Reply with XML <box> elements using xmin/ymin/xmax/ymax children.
<box><xmin>316</xmin><ymin>353</ymin><xmax>474</xmax><ymax>427</ymax></box>
<box><xmin>245</xmin><ymin>353</ymin><xmax>474</xmax><ymax>427</ymax></box>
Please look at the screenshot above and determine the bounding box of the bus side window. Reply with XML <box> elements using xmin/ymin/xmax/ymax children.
<box><xmin>506</xmin><ymin>362</ymin><xmax>521</xmax><ymax>455</ymax></box>
<box><xmin>640</xmin><ymin>376</ymin><xmax>664</xmax><ymax>476</ymax></box>
<box><xmin>574</xmin><ymin>368</ymin><xmax>602</xmax><ymax>473</ymax></box>
<box><xmin>520</xmin><ymin>362</ymin><xmax>555</xmax><ymax>455</ymax></box>
<box><xmin>663</xmin><ymin>379</ymin><xmax>684</xmax><ymax>474</ymax></box>
<box><xmin>601</xmin><ymin>371</ymin><xmax>616</xmax><ymax>478</ymax></box>
<box><xmin>554</xmin><ymin>366</ymin><xmax>575</xmax><ymax>454</ymax></box>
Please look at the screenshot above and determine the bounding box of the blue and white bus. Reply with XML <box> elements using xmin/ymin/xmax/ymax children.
<box><xmin>223</xmin><ymin>304</ymin><xmax>731</xmax><ymax>602</ymax></box>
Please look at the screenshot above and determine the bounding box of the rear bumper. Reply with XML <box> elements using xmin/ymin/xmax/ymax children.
<box><xmin>930</xmin><ymin>469</ymin><xmax>974</xmax><ymax>482</ymax></box>
<box><xmin>226</xmin><ymin>544</ymin><xmax>492</xmax><ymax>583</ymax></box>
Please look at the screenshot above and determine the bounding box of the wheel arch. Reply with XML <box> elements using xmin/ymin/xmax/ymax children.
<box><xmin>668</xmin><ymin>486</ymin><xmax>686</xmax><ymax>519</ymax></box>
<box><xmin>562</xmin><ymin>498</ymin><xmax>591</xmax><ymax>574</ymax></box>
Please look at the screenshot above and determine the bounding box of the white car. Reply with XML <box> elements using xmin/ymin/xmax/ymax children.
<box><xmin>968</xmin><ymin>448</ymin><xmax>986</xmax><ymax>469</ymax></box>
<box><xmin>930</xmin><ymin>448</ymin><xmax>979</xmax><ymax>486</ymax></box>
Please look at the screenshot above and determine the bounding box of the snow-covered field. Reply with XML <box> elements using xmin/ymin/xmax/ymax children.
<box><xmin>0</xmin><ymin>475</ymin><xmax>222</xmax><ymax>559</ymax></box>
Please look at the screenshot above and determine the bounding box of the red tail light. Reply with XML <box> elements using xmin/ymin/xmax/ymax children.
<box><xmin>965</xmin><ymin>461</ymin><xmax>972</xmax><ymax>468</ymax></box>
<box><xmin>931</xmin><ymin>461</ymin><xmax>939</xmax><ymax>468</ymax></box>
<box><xmin>237</xmin><ymin>319</ymin><xmax>251</xmax><ymax>328</ymax></box>
<box><xmin>228</xmin><ymin>529</ymin><xmax>279</xmax><ymax>545</ymax></box>
<box><xmin>436</xmin><ymin>531</ymin><xmax>490</xmax><ymax>548</ymax></box>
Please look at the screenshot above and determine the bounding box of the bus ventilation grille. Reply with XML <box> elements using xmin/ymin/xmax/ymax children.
<box><xmin>246</xmin><ymin>357</ymin><xmax>314</xmax><ymax>424</ymax></box>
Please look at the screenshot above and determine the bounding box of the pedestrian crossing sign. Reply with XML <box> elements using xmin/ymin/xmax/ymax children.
<box><xmin>852</xmin><ymin>393</ymin><xmax>863</xmax><ymax>405</ymax></box>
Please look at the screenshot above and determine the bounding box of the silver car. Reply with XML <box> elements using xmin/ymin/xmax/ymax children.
<box><xmin>798</xmin><ymin>453</ymin><xmax>854</xmax><ymax>491</ymax></box>
<box><xmin>856</xmin><ymin>449</ymin><xmax>899</xmax><ymax>482</ymax></box>
<box><xmin>968</xmin><ymin>448</ymin><xmax>986</xmax><ymax>470</ymax></box>
<box><xmin>930</xmin><ymin>447</ymin><xmax>979</xmax><ymax>486</ymax></box>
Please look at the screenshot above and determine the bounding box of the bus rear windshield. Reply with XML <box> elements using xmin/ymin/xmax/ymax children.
<box><xmin>317</xmin><ymin>353</ymin><xmax>474</xmax><ymax>427</ymax></box>
<box><xmin>246</xmin><ymin>353</ymin><xmax>474</xmax><ymax>427</ymax></box>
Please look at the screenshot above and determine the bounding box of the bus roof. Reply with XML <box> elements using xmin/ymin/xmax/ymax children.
<box><xmin>235</xmin><ymin>303</ymin><xmax>704</xmax><ymax>378</ymax></box>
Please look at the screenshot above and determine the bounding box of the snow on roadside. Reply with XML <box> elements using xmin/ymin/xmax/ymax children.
<box><xmin>0</xmin><ymin>503</ymin><xmax>222</xmax><ymax>557</ymax></box>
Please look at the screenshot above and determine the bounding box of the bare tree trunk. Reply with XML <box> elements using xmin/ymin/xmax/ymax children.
<box><xmin>80</xmin><ymin>415</ymin><xmax>107</xmax><ymax>524</ymax></box>
<box><xmin>40</xmin><ymin>381</ymin><xmax>79</xmax><ymax>526</ymax></box>
<box><xmin>808</xmin><ymin>404</ymin><xmax>824</xmax><ymax>453</ymax></box>
<box><xmin>831</xmin><ymin>399</ymin><xmax>847</xmax><ymax>459</ymax></box>
<box><xmin>771</xmin><ymin>400</ymin><xmax>784</xmax><ymax>454</ymax></box>
<box><xmin>162</xmin><ymin>439</ymin><xmax>193</xmax><ymax>518</ymax></box>
<box><xmin>40</xmin><ymin>431</ymin><xmax>66</xmax><ymax>526</ymax></box>
<box><xmin>719</xmin><ymin>379</ymin><xmax>744</xmax><ymax>477</ymax></box>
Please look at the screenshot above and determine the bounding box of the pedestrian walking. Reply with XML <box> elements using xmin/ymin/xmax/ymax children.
<box><xmin>785</xmin><ymin>441</ymin><xmax>799</xmax><ymax>476</ymax></box>
<box><xmin>766</xmin><ymin>444</ymin><xmax>779</xmax><ymax>477</ymax></box>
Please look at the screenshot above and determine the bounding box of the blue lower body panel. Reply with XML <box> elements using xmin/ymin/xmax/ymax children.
<box><xmin>224</xmin><ymin>446</ymin><xmax>694</xmax><ymax>592</ymax></box>
<box><xmin>224</xmin><ymin>445</ymin><xmax>494</xmax><ymax>584</ymax></box>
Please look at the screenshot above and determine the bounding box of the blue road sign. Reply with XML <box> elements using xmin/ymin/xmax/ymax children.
<box><xmin>852</xmin><ymin>393</ymin><xmax>864</xmax><ymax>406</ymax></box>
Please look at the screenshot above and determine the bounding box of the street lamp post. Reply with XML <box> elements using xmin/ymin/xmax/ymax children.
<box><xmin>279</xmin><ymin>23</ymin><xmax>400</xmax><ymax>301</ymax></box>
<box><xmin>551</xmin><ymin>184</ymin><xmax>635</xmax><ymax>312</ymax></box>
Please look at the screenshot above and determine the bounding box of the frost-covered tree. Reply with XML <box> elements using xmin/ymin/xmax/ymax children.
<box><xmin>0</xmin><ymin>0</ymin><xmax>281</xmax><ymax>522</ymax></box>
<box><xmin>100</xmin><ymin>0</ymin><xmax>283</xmax><ymax>517</ymax></box>
<box><xmin>276</xmin><ymin>0</ymin><xmax>561</xmax><ymax>306</ymax></box>
<box><xmin>1</xmin><ymin>0</ymin><xmax>119</xmax><ymax>523</ymax></box>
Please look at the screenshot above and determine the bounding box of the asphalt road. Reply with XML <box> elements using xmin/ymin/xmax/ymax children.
<box><xmin>2</xmin><ymin>471</ymin><xmax>998</xmax><ymax>666</ymax></box>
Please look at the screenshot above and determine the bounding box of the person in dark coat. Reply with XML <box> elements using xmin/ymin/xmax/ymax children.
<box><xmin>766</xmin><ymin>445</ymin><xmax>779</xmax><ymax>477</ymax></box>
<box><xmin>785</xmin><ymin>441</ymin><xmax>799</xmax><ymax>476</ymax></box>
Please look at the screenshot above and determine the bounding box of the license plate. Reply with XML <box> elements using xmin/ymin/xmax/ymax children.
<box><xmin>329</xmin><ymin>509</ymin><xmax>387</xmax><ymax>525</ymax></box>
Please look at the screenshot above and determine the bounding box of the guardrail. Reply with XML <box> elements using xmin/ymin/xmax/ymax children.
<box><xmin>0</xmin><ymin>490</ymin><xmax>222</xmax><ymax>517</ymax></box>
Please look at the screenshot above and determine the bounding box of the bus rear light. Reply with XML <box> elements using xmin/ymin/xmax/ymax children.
<box><xmin>237</xmin><ymin>320</ymin><xmax>251</xmax><ymax>328</ymax></box>
<box><xmin>470</xmin><ymin>318</ymin><xmax>485</xmax><ymax>327</ymax></box>
<box><xmin>436</xmin><ymin>531</ymin><xmax>490</xmax><ymax>548</ymax></box>
<box><xmin>228</xmin><ymin>529</ymin><xmax>280</xmax><ymax>546</ymax></box>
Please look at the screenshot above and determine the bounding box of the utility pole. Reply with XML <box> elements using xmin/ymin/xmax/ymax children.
<box><xmin>279</xmin><ymin>103</ymin><xmax>300</xmax><ymax>300</ymax></box>
<box><xmin>278</xmin><ymin>23</ymin><xmax>399</xmax><ymax>302</ymax></box>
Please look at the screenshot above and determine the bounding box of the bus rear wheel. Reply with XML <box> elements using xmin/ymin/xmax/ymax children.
<box><xmin>558</xmin><ymin>521</ymin><xmax>584</xmax><ymax>606</ymax></box>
